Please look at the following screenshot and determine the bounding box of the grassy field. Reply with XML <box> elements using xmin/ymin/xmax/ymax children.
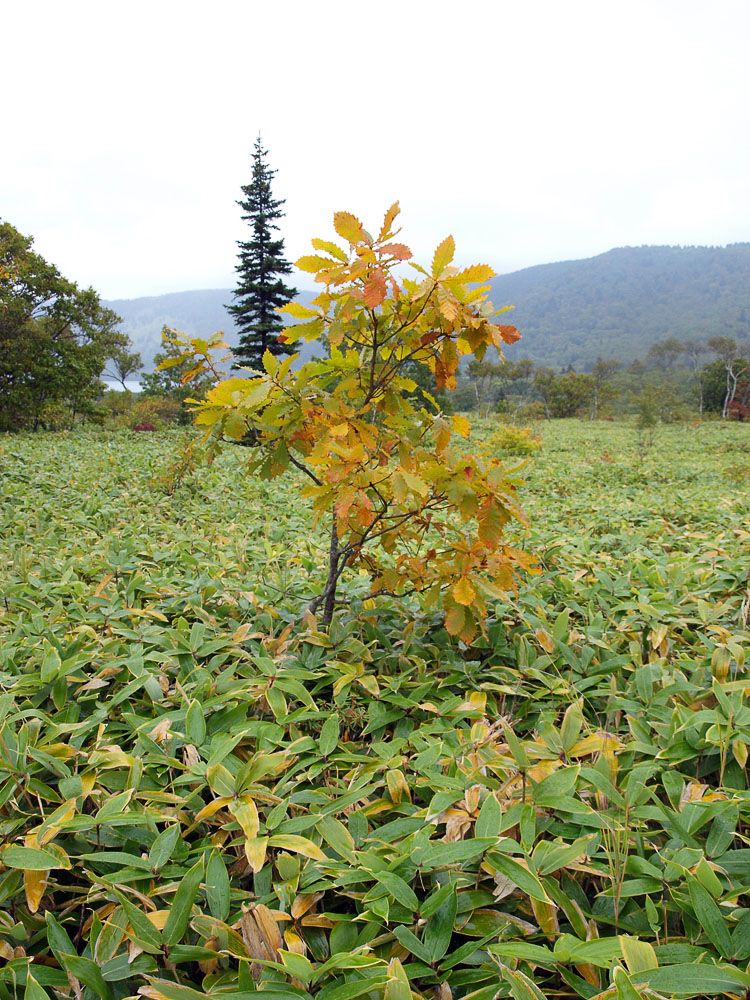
<box><xmin>0</xmin><ymin>419</ymin><xmax>749</xmax><ymax>1000</ymax></box>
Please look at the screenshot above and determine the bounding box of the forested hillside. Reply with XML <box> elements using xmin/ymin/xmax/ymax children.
<box><xmin>494</xmin><ymin>243</ymin><xmax>750</xmax><ymax>368</ymax></box>
<box><xmin>106</xmin><ymin>244</ymin><xmax>750</xmax><ymax>372</ymax></box>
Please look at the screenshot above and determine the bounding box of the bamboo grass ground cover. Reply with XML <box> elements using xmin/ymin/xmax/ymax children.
<box><xmin>0</xmin><ymin>419</ymin><xmax>748</xmax><ymax>1000</ymax></box>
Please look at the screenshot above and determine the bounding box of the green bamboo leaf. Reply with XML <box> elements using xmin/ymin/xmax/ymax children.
<box><xmin>149</xmin><ymin>825</ymin><xmax>181</xmax><ymax>870</ymax></box>
<box><xmin>185</xmin><ymin>699</ymin><xmax>206</xmax><ymax>745</ymax></box>
<box><xmin>45</xmin><ymin>911</ymin><xmax>76</xmax><ymax>958</ymax></box>
<box><xmin>688</xmin><ymin>875</ymin><xmax>732</xmax><ymax>958</ymax></box>
<box><xmin>162</xmin><ymin>856</ymin><xmax>205</xmax><ymax>946</ymax></box>
<box><xmin>280</xmin><ymin>949</ymin><xmax>315</xmax><ymax>984</ymax></box>
<box><xmin>94</xmin><ymin>788</ymin><xmax>134</xmax><ymax>823</ymax></box>
<box><xmin>1</xmin><ymin>845</ymin><xmax>69</xmax><ymax>870</ymax></box>
<box><xmin>560</xmin><ymin>698</ymin><xmax>583</xmax><ymax>751</ymax></box>
<box><xmin>634</xmin><ymin>962</ymin><xmax>750</xmax><ymax>997</ymax></box>
<box><xmin>501</xmin><ymin>963</ymin><xmax>549</xmax><ymax>1000</ymax></box>
<box><xmin>732</xmin><ymin>909</ymin><xmax>750</xmax><ymax>961</ymax></box>
<box><xmin>115</xmin><ymin>893</ymin><xmax>163</xmax><ymax>953</ymax></box>
<box><xmin>420</xmin><ymin>880</ymin><xmax>457</xmax><ymax>918</ymax></box>
<box><xmin>475</xmin><ymin>793</ymin><xmax>501</xmax><ymax>839</ymax></box>
<box><xmin>45</xmin><ymin>912</ymin><xmax>114</xmax><ymax>1000</ymax></box>
<box><xmin>205</xmin><ymin>850</ymin><xmax>230</xmax><ymax>921</ymax></box>
<box><xmin>372</xmin><ymin>871</ymin><xmax>419</xmax><ymax>911</ymax></box>
<box><xmin>614</xmin><ymin>965</ymin><xmax>647</xmax><ymax>1000</ymax></box>
<box><xmin>318</xmin><ymin>713</ymin><xmax>340</xmax><ymax>756</ymax></box>
<box><xmin>418</xmin><ymin>838</ymin><xmax>497</xmax><ymax>868</ymax></box>
<box><xmin>316</xmin><ymin>978</ymin><xmax>388</xmax><ymax>1000</ymax></box>
<box><xmin>488</xmin><ymin>852</ymin><xmax>550</xmax><ymax>903</ymax></box>
<box><xmin>392</xmin><ymin>925</ymin><xmax>432</xmax><ymax>965</ymax></box>
<box><xmin>59</xmin><ymin>954</ymin><xmax>114</xmax><ymax>1000</ymax></box>
<box><xmin>423</xmin><ymin>884</ymin><xmax>457</xmax><ymax>962</ymax></box>
<box><xmin>318</xmin><ymin>815</ymin><xmax>356</xmax><ymax>861</ymax></box>
<box><xmin>439</xmin><ymin>929</ymin><xmax>500</xmax><ymax>970</ymax></box>
<box><xmin>501</xmin><ymin>720</ymin><xmax>529</xmax><ymax>769</ymax></box>
<box><xmin>488</xmin><ymin>941</ymin><xmax>555</xmax><ymax>965</ymax></box>
<box><xmin>534</xmin><ymin>834</ymin><xmax>595</xmax><ymax>875</ymax></box>
<box><xmin>40</xmin><ymin>643</ymin><xmax>62</xmax><ymax>684</ymax></box>
<box><xmin>24</xmin><ymin>972</ymin><xmax>49</xmax><ymax>1000</ymax></box>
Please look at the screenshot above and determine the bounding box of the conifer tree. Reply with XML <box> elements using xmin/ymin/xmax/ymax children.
<box><xmin>228</xmin><ymin>137</ymin><xmax>298</xmax><ymax>369</ymax></box>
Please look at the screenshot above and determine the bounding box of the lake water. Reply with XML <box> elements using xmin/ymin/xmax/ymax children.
<box><xmin>101</xmin><ymin>378</ymin><xmax>142</xmax><ymax>392</ymax></box>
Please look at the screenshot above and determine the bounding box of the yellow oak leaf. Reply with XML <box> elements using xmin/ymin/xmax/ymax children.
<box><xmin>453</xmin><ymin>577</ymin><xmax>476</xmax><ymax>606</ymax></box>
<box><xmin>432</xmin><ymin>235</ymin><xmax>456</xmax><ymax>276</ymax></box>
<box><xmin>333</xmin><ymin>211</ymin><xmax>365</xmax><ymax>244</ymax></box>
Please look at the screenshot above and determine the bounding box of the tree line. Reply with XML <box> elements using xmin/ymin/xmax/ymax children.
<box><xmin>451</xmin><ymin>335</ymin><xmax>750</xmax><ymax>422</ymax></box>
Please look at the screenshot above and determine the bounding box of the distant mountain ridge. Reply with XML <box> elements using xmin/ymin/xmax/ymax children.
<box><xmin>103</xmin><ymin>289</ymin><xmax>318</xmax><ymax>370</ymax></box>
<box><xmin>106</xmin><ymin>244</ymin><xmax>750</xmax><ymax>372</ymax></box>
<box><xmin>489</xmin><ymin>243</ymin><xmax>750</xmax><ymax>368</ymax></box>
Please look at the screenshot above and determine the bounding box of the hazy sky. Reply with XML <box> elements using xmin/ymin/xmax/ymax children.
<box><xmin>4</xmin><ymin>0</ymin><xmax>750</xmax><ymax>299</ymax></box>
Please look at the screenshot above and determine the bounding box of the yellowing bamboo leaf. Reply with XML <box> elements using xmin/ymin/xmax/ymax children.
<box><xmin>620</xmin><ymin>935</ymin><xmax>658</xmax><ymax>974</ymax></box>
<box><xmin>24</xmin><ymin>868</ymin><xmax>48</xmax><ymax>913</ymax></box>
<box><xmin>268</xmin><ymin>834</ymin><xmax>326</xmax><ymax>861</ymax></box>
<box><xmin>145</xmin><ymin>910</ymin><xmax>171</xmax><ymax>931</ymax></box>
<box><xmin>244</xmin><ymin>836</ymin><xmax>269</xmax><ymax>873</ymax></box>
<box><xmin>535</xmin><ymin>628</ymin><xmax>555</xmax><ymax>653</ymax></box>
<box><xmin>569</xmin><ymin>733</ymin><xmax>621</xmax><ymax>761</ymax></box>
<box><xmin>193</xmin><ymin>797</ymin><xmax>233</xmax><ymax>824</ymax></box>
<box><xmin>230</xmin><ymin>797</ymin><xmax>259</xmax><ymax>839</ymax></box>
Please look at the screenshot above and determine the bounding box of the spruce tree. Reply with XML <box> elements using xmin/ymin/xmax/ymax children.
<box><xmin>228</xmin><ymin>137</ymin><xmax>298</xmax><ymax>369</ymax></box>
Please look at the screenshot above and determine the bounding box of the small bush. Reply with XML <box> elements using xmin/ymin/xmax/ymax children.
<box><xmin>486</xmin><ymin>422</ymin><xmax>542</xmax><ymax>455</ymax></box>
<box><xmin>130</xmin><ymin>396</ymin><xmax>183</xmax><ymax>429</ymax></box>
<box><xmin>514</xmin><ymin>400</ymin><xmax>547</xmax><ymax>422</ymax></box>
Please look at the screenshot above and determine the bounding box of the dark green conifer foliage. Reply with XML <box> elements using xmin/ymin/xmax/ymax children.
<box><xmin>228</xmin><ymin>137</ymin><xmax>298</xmax><ymax>369</ymax></box>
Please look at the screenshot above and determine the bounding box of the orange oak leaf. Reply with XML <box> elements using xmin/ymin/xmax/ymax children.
<box><xmin>497</xmin><ymin>324</ymin><xmax>521</xmax><ymax>344</ymax></box>
<box><xmin>363</xmin><ymin>268</ymin><xmax>387</xmax><ymax>309</ymax></box>
<box><xmin>380</xmin><ymin>243</ymin><xmax>412</xmax><ymax>261</ymax></box>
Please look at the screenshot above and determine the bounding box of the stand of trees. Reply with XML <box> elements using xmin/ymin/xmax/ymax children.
<box><xmin>0</xmin><ymin>220</ymin><xmax>134</xmax><ymax>431</ymax></box>
<box><xmin>451</xmin><ymin>335</ymin><xmax>750</xmax><ymax>421</ymax></box>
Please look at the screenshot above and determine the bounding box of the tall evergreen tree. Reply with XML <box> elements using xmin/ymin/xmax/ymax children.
<box><xmin>228</xmin><ymin>137</ymin><xmax>298</xmax><ymax>369</ymax></box>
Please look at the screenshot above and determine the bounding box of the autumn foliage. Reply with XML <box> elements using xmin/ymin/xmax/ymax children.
<box><xmin>169</xmin><ymin>204</ymin><xmax>533</xmax><ymax>637</ymax></box>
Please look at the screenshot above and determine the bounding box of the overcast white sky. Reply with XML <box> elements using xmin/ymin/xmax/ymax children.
<box><xmin>4</xmin><ymin>0</ymin><xmax>749</xmax><ymax>299</ymax></box>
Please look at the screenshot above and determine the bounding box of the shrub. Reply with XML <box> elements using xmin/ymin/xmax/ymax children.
<box><xmin>130</xmin><ymin>396</ymin><xmax>183</xmax><ymax>430</ymax></box>
<box><xmin>486</xmin><ymin>423</ymin><xmax>542</xmax><ymax>456</ymax></box>
<box><xmin>172</xmin><ymin>204</ymin><xmax>533</xmax><ymax>639</ymax></box>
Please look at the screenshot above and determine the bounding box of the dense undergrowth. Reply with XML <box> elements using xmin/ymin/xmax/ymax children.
<box><xmin>0</xmin><ymin>420</ymin><xmax>748</xmax><ymax>1000</ymax></box>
